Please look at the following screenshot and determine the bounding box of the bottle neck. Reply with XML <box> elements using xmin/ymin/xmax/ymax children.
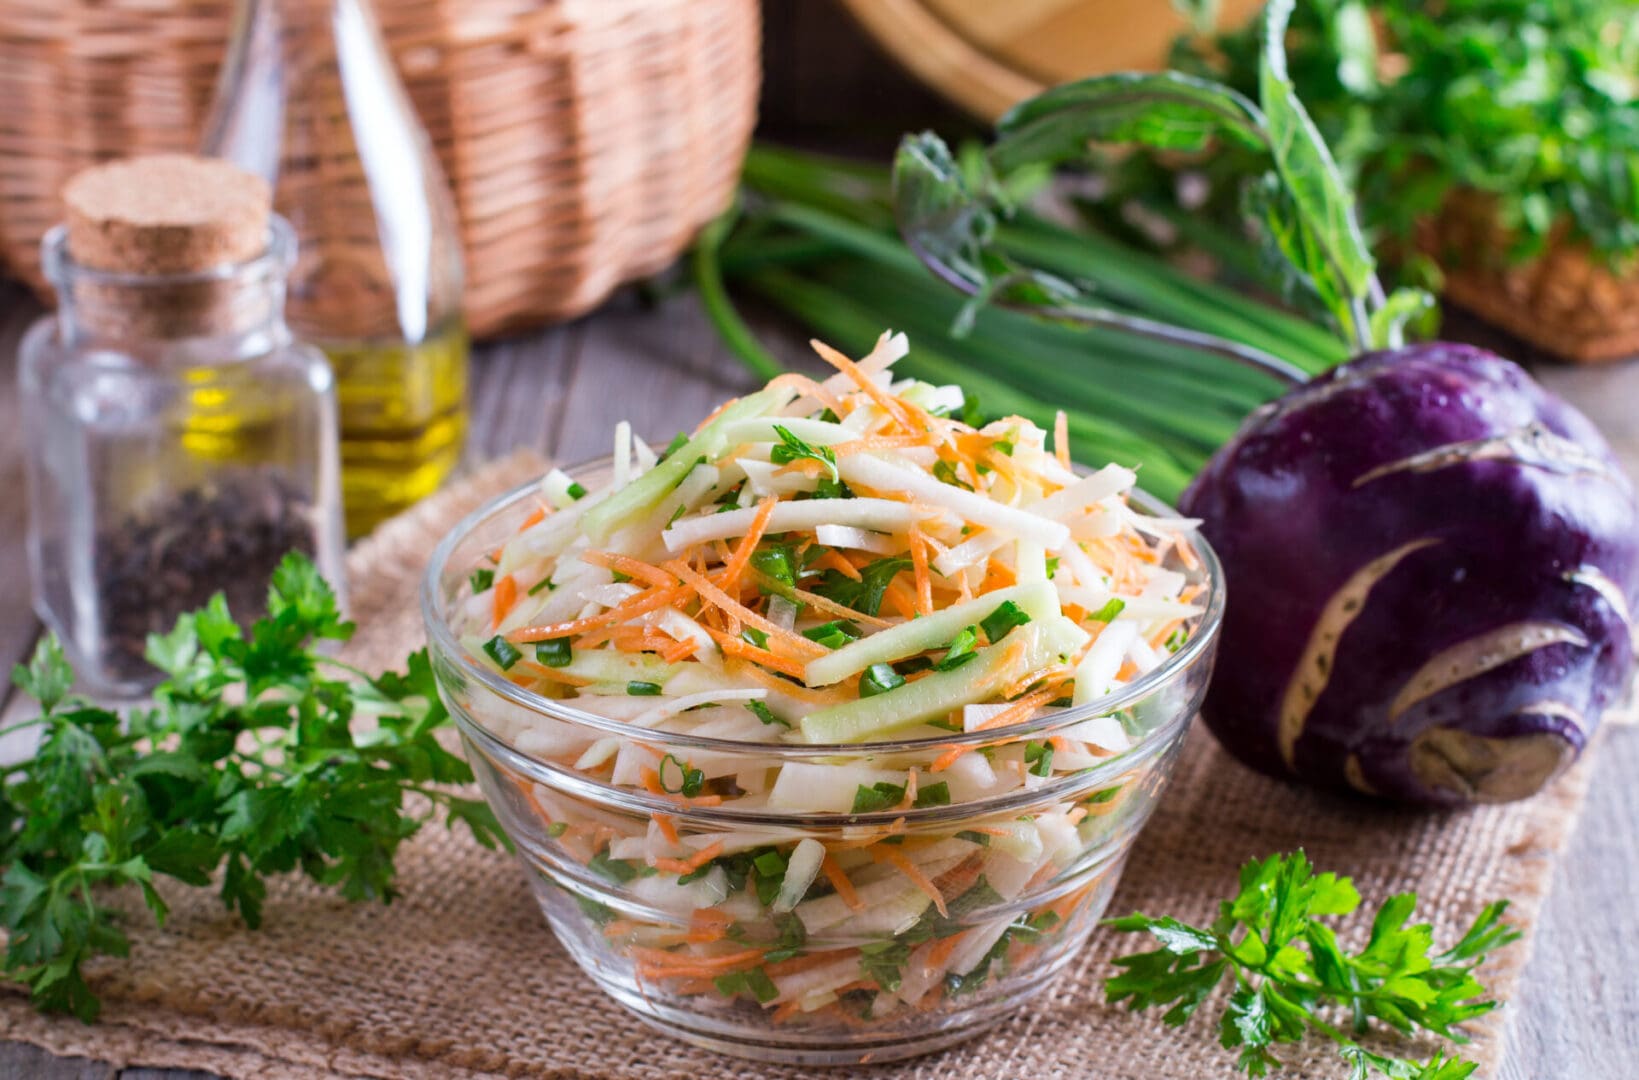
<box><xmin>44</xmin><ymin>218</ymin><xmax>298</xmax><ymax>364</ymax></box>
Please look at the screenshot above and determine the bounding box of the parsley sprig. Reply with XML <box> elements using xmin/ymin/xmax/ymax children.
<box><xmin>0</xmin><ymin>554</ymin><xmax>507</xmax><ymax>1021</ymax></box>
<box><xmin>1105</xmin><ymin>851</ymin><xmax>1519</xmax><ymax>1079</ymax></box>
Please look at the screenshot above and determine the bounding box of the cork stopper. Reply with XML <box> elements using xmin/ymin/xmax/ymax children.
<box><xmin>63</xmin><ymin>154</ymin><xmax>270</xmax><ymax>275</ymax></box>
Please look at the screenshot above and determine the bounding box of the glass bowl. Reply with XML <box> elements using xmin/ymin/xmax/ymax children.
<box><xmin>421</xmin><ymin>458</ymin><xmax>1224</xmax><ymax>1065</ymax></box>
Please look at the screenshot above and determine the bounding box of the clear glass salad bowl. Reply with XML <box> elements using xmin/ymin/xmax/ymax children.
<box><xmin>421</xmin><ymin>460</ymin><xmax>1224</xmax><ymax>1066</ymax></box>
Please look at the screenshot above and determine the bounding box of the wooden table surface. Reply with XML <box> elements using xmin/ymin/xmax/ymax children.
<box><xmin>0</xmin><ymin>281</ymin><xmax>1635</xmax><ymax>1078</ymax></box>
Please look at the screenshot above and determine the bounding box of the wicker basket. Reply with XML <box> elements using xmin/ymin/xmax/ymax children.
<box><xmin>1425</xmin><ymin>192</ymin><xmax>1639</xmax><ymax>365</ymax></box>
<box><xmin>0</xmin><ymin>0</ymin><xmax>760</xmax><ymax>338</ymax></box>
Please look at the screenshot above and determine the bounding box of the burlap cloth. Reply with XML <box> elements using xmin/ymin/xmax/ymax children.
<box><xmin>0</xmin><ymin>452</ymin><xmax>1600</xmax><ymax>1079</ymax></box>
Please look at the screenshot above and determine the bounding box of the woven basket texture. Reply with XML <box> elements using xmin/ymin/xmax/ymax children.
<box><xmin>0</xmin><ymin>0</ymin><xmax>760</xmax><ymax>338</ymax></box>
<box><xmin>1426</xmin><ymin>193</ymin><xmax>1639</xmax><ymax>364</ymax></box>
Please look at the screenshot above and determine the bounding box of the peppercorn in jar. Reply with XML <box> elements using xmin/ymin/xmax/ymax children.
<box><xmin>19</xmin><ymin>155</ymin><xmax>346</xmax><ymax>696</ymax></box>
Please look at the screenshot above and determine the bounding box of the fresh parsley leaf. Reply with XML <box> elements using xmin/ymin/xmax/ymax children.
<box><xmin>0</xmin><ymin>557</ymin><xmax>506</xmax><ymax>1021</ymax></box>
<box><xmin>1105</xmin><ymin>851</ymin><xmax>1518</xmax><ymax>1078</ymax></box>
<box><xmin>768</xmin><ymin>425</ymin><xmax>839</xmax><ymax>482</ymax></box>
<box><xmin>811</xmin><ymin>556</ymin><xmax>911</xmax><ymax>618</ymax></box>
<box><xmin>913</xmin><ymin>781</ymin><xmax>951</xmax><ymax>808</ymax></box>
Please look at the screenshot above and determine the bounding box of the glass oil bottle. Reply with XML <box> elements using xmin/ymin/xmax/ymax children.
<box><xmin>202</xmin><ymin>0</ymin><xmax>469</xmax><ymax>535</ymax></box>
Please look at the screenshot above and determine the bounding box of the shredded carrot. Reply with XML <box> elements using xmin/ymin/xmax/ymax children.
<box><xmin>816</xmin><ymin>548</ymin><xmax>862</xmax><ymax>582</ymax></box>
<box><xmin>771</xmin><ymin>999</ymin><xmax>805</xmax><ymax>1024</ymax></box>
<box><xmin>875</xmin><ymin>847</ymin><xmax>948</xmax><ymax>918</ymax></box>
<box><xmin>810</xmin><ymin>339</ymin><xmax>920</xmax><ymax>432</ymax></box>
<box><xmin>517</xmin><ymin>504</ymin><xmax>548</xmax><ymax>532</ymax></box>
<box><xmin>1148</xmin><ymin>618</ymin><xmax>1186</xmax><ymax>651</ymax></box>
<box><xmin>491</xmin><ymin>574</ymin><xmax>518</xmax><ymax>629</ymax></box>
<box><xmin>925</xmin><ymin>933</ymin><xmax>965</xmax><ymax>970</ymax></box>
<box><xmin>581</xmin><ymin>550</ymin><xmax>677</xmax><ymax>589</ymax></box>
<box><xmin>717</xmin><ymin>496</ymin><xmax>780</xmax><ymax>595</ymax></box>
<box><xmin>653</xmin><ymin>813</ymin><xmax>680</xmax><ymax>846</ymax></box>
<box><xmin>970</xmin><ymin>688</ymin><xmax>1058</xmax><ymax>732</ymax></box>
<box><xmin>667</xmin><ymin>559</ymin><xmax>826</xmax><ymax>659</ymax></box>
<box><xmin>883</xmin><ymin>579</ymin><xmax>920</xmax><ymax>620</ymax></box>
<box><xmin>509</xmin><ymin>584</ymin><xmax>690</xmax><ymax>643</ymax></box>
<box><xmin>639</xmin><ymin>766</ymin><xmax>666</xmax><ymax>795</ymax></box>
<box><xmin>511</xmin><ymin>660</ymin><xmax>593</xmax><ymax>687</ymax></box>
<box><xmin>1053</xmin><ymin>410</ymin><xmax>1071</xmax><ymax>469</ymax></box>
<box><xmin>821</xmin><ymin>855</ymin><xmax>862</xmax><ymax>911</ymax></box>
<box><xmin>766</xmin><ymin>950</ymin><xmax>848</xmax><ymax>978</ymax></box>
<box><xmin>706</xmin><ymin>627</ymin><xmax>811</xmax><ymax>679</ymax></box>
<box><xmin>906</xmin><ymin>525</ymin><xmax>934</xmax><ymax>617</ymax></box>
<box><xmin>766</xmin><ymin>370</ymin><xmax>850</xmax><ymax>418</ymax></box>
<box><xmin>1065</xmin><ymin>806</ymin><xmax>1088</xmax><ymax>826</ymax></box>
<box><xmin>653</xmin><ymin>840</ymin><xmax>724</xmax><ymax>876</ymax></box>
<box><xmin>660</xmin><ymin>636</ymin><xmax>699</xmax><ymax>663</ymax></box>
<box><xmin>633</xmin><ymin>946</ymin><xmax>765</xmax><ymax>977</ymax></box>
<box><xmin>830</xmin><ymin>433</ymin><xmax>937</xmax><ymax>456</ymax></box>
<box><xmin>602</xmin><ymin>919</ymin><xmax>639</xmax><ymax>939</ymax></box>
<box><xmin>1175</xmin><ymin>536</ymin><xmax>1201</xmax><ymax>571</ymax></box>
<box><xmin>929</xmin><ymin>742</ymin><xmax>972</xmax><ymax>773</ymax></box>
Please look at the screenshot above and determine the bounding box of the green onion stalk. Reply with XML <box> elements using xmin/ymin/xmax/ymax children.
<box><xmin>695</xmin><ymin>144</ymin><xmax>1348</xmax><ymax>503</ymax></box>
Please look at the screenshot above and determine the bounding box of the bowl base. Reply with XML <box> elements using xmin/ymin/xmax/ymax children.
<box><xmin>583</xmin><ymin>940</ymin><xmax>1084</xmax><ymax>1066</ymax></box>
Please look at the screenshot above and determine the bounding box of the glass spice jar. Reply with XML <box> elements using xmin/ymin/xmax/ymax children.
<box><xmin>19</xmin><ymin>154</ymin><xmax>346</xmax><ymax>697</ymax></box>
<box><xmin>201</xmin><ymin>0</ymin><xmax>470</xmax><ymax>537</ymax></box>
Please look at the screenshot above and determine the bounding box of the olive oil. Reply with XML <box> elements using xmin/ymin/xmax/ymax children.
<box><xmin>324</xmin><ymin>319</ymin><xmax>470</xmax><ymax>535</ymax></box>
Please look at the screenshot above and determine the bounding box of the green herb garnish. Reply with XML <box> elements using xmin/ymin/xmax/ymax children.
<box><xmin>1106</xmin><ymin>851</ymin><xmax>1519</xmax><ymax>1079</ymax></box>
<box><xmin>980</xmin><ymin>600</ymin><xmax>1032</xmax><ymax>642</ymax></box>
<box><xmin>934</xmin><ymin>626</ymin><xmax>980</xmax><ymax>671</ymax></box>
<box><xmin>802</xmin><ymin>620</ymin><xmax>862</xmax><ymax>649</ymax></box>
<box><xmin>468</xmin><ymin>568</ymin><xmax>495</xmax><ymax>593</ymax></box>
<box><xmin>566</xmin><ymin>481</ymin><xmax>587</xmax><ymax>501</ymax></box>
<box><xmin>658</xmin><ymin>754</ymin><xmax>704</xmax><ymax>797</ymax></box>
<box><xmin>933</xmin><ymin>458</ymin><xmax>974</xmax><ymax>490</ymax></box>
<box><xmin>859</xmin><ymin>663</ymin><xmax>905</xmax><ymax>698</ymax></box>
<box><xmin>811</xmin><ymin>555</ymin><xmax>912</xmax><ymax>617</ymax></box>
<box><xmin>1024</xmin><ymin>740</ymin><xmax>1054</xmax><ymax>777</ymax></box>
<box><xmin>626</xmin><ymin>680</ymin><xmax>663</xmax><ymax>696</ymax></box>
<box><xmin>851</xmin><ymin>782</ymin><xmax>906</xmax><ymax>813</ymax></box>
<box><xmin>747</xmin><ymin>700</ymin><xmax>787</xmax><ymax>728</ymax></box>
<box><xmin>535</xmin><ymin>638</ymin><xmax>572</xmax><ymax>667</ymax></box>
<box><xmin>482</xmin><ymin>634</ymin><xmax>522</xmax><ymax>670</ymax></box>
<box><xmin>1090</xmin><ymin>598</ymin><xmax>1126</xmax><ymax>623</ymax></box>
<box><xmin>769</xmin><ymin>425</ymin><xmax>839</xmax><ymax>482</ymax></box>
<box><xmin>0</xmin><ymin>555</ymin><xmax>505</xmax><ymax>1021</ymax></box>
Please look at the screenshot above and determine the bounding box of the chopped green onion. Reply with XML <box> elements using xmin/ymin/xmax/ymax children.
<box><xmin>527</xmin><ymin>576</ymin><xmax>555</xmax><ymax>596</ymax></box>
<box><xmin>980</xmin><ymin>600</ymin><xmax>1032</xmax><ymax>642</ymax></box>
<box><xmin>627</xmin><ymin>680</ymin><xmax>663</xmax><ymax>696</ymax></box>
<box><xmin>1090</xmin><ymin>598</ymin><xmax>1127</xmax><ymax>622</ymax></box>
<box><xmin>535</xmin><ymin>638</ymin><xmax>572</xmax><ymax>667</ymax></box>
<box><xmin>1025</xmin><ymin>740</ymin><xmax>1055</xmax><ymax>777</ymax></box>
<box><xmin>659</xmin><ymin>754</ymin><xmax>705</xmax><ymax>797</ymax></box>
<box><xmin>851</xmin><ymin>781</ymin><xmax>907</xmax><ymax>813</ymax></box>
<box><xmin>1045</xmin><ymin>556</ymin><xmax>1060</xmax><ymax>579</ymax></box>
<box><xmin>468</xmin><ymin>568</ymin><xmax>495</xmax><ymax>593</ymax></box>
<box><xmin>935</xmin><ymin>626</ymin><xmax>980</xmax><ymax>671</ymax></box>
<box><xmin>751</xmin><ymin>545</ymin><xmax>797</xmax><ymax>588</ymax></box>
<box><xmin>482</xmin><ymin>635</ymin><xmax>522</xmax><ymax>670</ymax></box>
<box><xmin>955</xmin><ymin>829</ymin><xmax>992</xmax><ymax>847</ymax></box>
<box><xmin>566</xmin><ymin>481</ymin><xmax>587</xmax><ymax>501</ymax></box>
<box><xmin>589</xmin><ymin>851</ymin><xmax>638</xmax><ymax>883</ymax></box>
<box><xmin>860</xmin><ymin>662</ymin><xmax>905</xmax><ymax>697</ymax></box>
<box><xmin>545</xmin><ymin>821</ymin><xmax>569</xmax><ymax>838</ymax></box>
<box><xmin>802</xmin><ymin>619</ymin><xmax>862</xmax><ymax>649</ymax></box>
<box><xmin>741</xmin><ymin>627</ymin><xmax>769</xmax><ymax>649</ymax></box>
